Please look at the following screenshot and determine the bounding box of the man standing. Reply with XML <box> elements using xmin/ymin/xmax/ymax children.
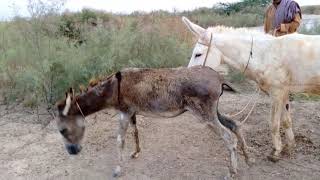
<box><xmin>264</xmin><ymin>0</ymin><xmax>302</xmax><ymax>36</ymax></box>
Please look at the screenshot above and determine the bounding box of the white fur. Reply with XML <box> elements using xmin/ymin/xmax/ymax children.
<box><xmin>117</xmin><ymin>135</ymin><xmax>122</xmax><ymax>143</ymax></box>
<box><xmin>76</xmin><ymin>118</ymin><xmax>85</xmax><ymax>127</ymax></box>
<box><xmin>183</xmin><ymin>16</ymin><xmax>320</xmax><ymax>158</ymax></box>
<box><xmin>63</xmin><ymin>95</ymin><xmax>71</xmax><ymax>116</ymax></box>
<box><xmin>185</xmin><ymin>18</ymin><xmax>320</xmax><ymax>93</ymax></box>
<box><xmin>120</xmin><ymin>112</ymin><xmax>130</xmax><ymax>120</ymax></box>
<box><xmin>114</xmin><ymin>165</ymin><xmax>121</xmax><ymax>176</ymax></box>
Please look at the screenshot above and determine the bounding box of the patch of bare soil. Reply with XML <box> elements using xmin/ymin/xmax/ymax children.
<box><xmin>0</xmin><ymin>92</ymin><xmax>320</xmax><ymax>180</ymax></box>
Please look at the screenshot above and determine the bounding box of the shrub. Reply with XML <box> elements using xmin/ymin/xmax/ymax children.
<box><xmin>0</xmin><ymin>14</ymin><xmax>191</xmax><ymax>107</ymax></box>
<box><xmin>299</xmin><ymin>22</ymin><xmax>320</xmax><ymax>35</ymax></box>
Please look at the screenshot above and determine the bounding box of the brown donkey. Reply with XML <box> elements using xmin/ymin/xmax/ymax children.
<box><xmin>55</xmin><ymin>66</ymin><xmax>251</xmax><ymax>177</ymax></box>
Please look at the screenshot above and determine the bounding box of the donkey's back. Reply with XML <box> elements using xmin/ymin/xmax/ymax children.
<box><xmin>119</xmin><ymin>66</ymin><xmax>224</xmax><ymax>116</ymax></box>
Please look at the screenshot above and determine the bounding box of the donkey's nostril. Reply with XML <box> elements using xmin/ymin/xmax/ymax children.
<box><xmin>66</xmin><ymin>144</ymin><xmax>81</xmax><ymax>155</ymax></box>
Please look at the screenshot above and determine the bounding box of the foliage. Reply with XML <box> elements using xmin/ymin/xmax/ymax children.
<box><xmin>292</xmin><ymin>93</ymin><xmax>320</xmax><ymax>102</ymax></box>
<box><xmin>299</xmin><ymin>22</ymin><xmax>320</xmax><ymax>35</ymax></box>
<box><xmin>0</xmin><ymin>13</ymin><xmax>191</xmax><ymax>107</ymax></box>
<box><xmin>1</xmin><ymin>0</ymin><xmax>320</xmax><ymax>107</ymax></box>
<box><xmin>218</xmin><ymin>0</ymin><xmax>269</xmax><ymax>15</ymax></box>
<box><xmin>302</xmin><ymin>5</ymin><xmax>320</xmax><ymax>15</ymax></box>
<box><xmin>180</xmin><ymin>0</ymin><xmax>270</xmax><ymax>28</ymax></box>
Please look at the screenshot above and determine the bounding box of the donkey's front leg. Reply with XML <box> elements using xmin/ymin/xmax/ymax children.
<box><xmin>113</xmin><ymin>112</ymin><xmax>130</xmax><ymax>177</ymax></box>
<box><xmin>130</xmin><ymin>113</ymin><xmax>141</xmax><ymax>158</ymax></box>
<box><xmin>268</xmin><ymin>92</ymin><xmax>286</xmax><ymax>162</ymax></box>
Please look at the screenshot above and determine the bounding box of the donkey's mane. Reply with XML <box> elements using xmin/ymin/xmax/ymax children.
<box><xmin>208</xmin><ymin>26</ymin><xmax>274</xmax><ymax>38</ymax></box>
<box><xmin>76</xmin><ymin>73</ymin><xmax>116</xmax><ymax>100</ymax></box>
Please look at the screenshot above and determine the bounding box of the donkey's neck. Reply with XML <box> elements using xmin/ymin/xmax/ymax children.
<box><xmin>74</xmin><ymin>88</ymin><xmax>116</xmax><ymax>117</ymax></box>
<box><xmin>214</xmin><ymin>34</ymin><xmax>271</xmax><ymax>82</ymax></box>
<box><xmin>74</xmin><ymin>94</ymin><xmax>106</xmax><ymax>117</ymax></box>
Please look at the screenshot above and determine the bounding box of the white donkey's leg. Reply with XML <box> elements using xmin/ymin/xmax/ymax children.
<box><xmin>282</xmin><ymin>101</ymin><xmax>295</xmax><ymax>152</ymax></box>
<box><xmin>113</xmin><ymin>112</ymin><xmax>130</xmax><ymax>177</ymax></box>
<box><xmin>268</xmin><ymin>90</ymin><xmax>287</xmax><ymax>162</ymax></box>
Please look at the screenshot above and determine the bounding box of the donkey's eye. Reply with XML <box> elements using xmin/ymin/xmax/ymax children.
<box><xmin>195</xmin><ymin>53</ymin><xmax>202</xmax><ymax>58</ymax></box>
<box><xmin>59</xmin><ymin>128</ymin><xmax>67</xmax><ymax>135</ymax></box>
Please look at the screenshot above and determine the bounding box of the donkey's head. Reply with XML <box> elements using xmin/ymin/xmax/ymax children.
<box><xmin>182</xmin><ymin>17</ymin><xmax>223</xmax><ymax>70</ymax></box>
<box><xmin>55</xmin><ymin>88</ymin><xmax>85</xmax><ymax>155</ymax></box>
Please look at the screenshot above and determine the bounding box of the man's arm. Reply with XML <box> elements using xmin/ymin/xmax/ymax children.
<box><xmin>279</xmin><ymin>13</ymin><xmax>301</xmax><ymax>33</ymax></box>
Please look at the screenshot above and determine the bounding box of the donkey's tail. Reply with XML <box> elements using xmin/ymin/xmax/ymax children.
<box><xmin>217</xmin><ymin>110</ymin><xmax>239</xmax><ymax>132</ymax></box>
<box><xmin>217</xmin><ymin>82</ymin><xmax>240</xmax><ymax>131</ymax></box>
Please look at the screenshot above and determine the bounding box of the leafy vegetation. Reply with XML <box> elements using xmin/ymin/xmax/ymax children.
<box><xmin>302</xmin><ymin>5</ymin><xmax>320</xmax><ymax>15</ymax></box>
<box><xmin>0</xmin><ymin>8</ymin><xmax>192</xmax><ymax>108</ymax></box>
<box><xmin>299</xmin><ymin>22</ymin><xmax>320</xmax><ymax>35</ymax></box>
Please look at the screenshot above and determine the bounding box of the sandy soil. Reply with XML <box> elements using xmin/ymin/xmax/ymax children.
<box><xmin>0</xmin><ymin>91</ymin><xmax>320</xmax><ymax>180</ymax></box>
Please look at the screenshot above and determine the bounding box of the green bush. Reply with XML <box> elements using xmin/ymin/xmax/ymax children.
<box><xmin>302</xmin><ymin>5</ymin><xmax>320</xmax><ymax>15</ymax></box>
<box><xmin>189</xmin><ymin>12</ymin><xmax>263</xmax><ymax>27</ymax></box>
<box><xmin>0</xmin><ymin>15</ymin><xmax>190</xmax><ymax>107</ymax></box>
<box><xmin>299</xmin><ymin>22</ymin><xmax>320</xmax><ymax>35</ymax></box>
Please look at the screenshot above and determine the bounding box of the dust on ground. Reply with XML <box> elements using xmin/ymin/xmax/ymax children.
<box><xmin>1</xmin><ymin>92</ymin><xmax>320</xmax><ymax>180</ymax></box>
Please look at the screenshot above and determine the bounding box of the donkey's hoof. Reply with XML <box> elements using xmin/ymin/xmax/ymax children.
<box><xmin>228</xmin><ymin>171</ymin><xmax>238</xmax><ymax>180</ymax></box>
<box><xmin>246</xmin><ymin>157</ymin><xmax>256</xmax><ymax>167</ymax></box>
<box><xmin>130</xmin><ymin>152</ymin><xmax>140</xmax><ymax>159</ymax></box>
<box><xmin>267</xmin><ymin>148</ymin><xmax>282</xmax><ymax>162</ymax></box>
<box><xmin>282</xmin><ymin>143</ymin><xmax>296</xmax><ymax>155</ymax></box>
<box><xmin>229</xmin><ymin>168</ymin><xmax>237</xmax><ymax>177</ymax></box>
<box><xmin>267</xmin><ymin>153</ymin><xmax>281</xmax><ymax>162</ymax></box>
<box><xmin>112</xmin><ymin>166</ymin><xmax>121</xmax><ymax>177</ymax></box>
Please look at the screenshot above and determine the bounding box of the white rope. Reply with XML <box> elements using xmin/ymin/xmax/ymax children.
<box><xmin>240</xmin><ymin>88</ymin><xmax>260</xmax><ymax>125</ymax></box>
<box><xmin>228</xmin><ymin>86</ymin><xmax>259</xmax><ymax>117</ymax></box>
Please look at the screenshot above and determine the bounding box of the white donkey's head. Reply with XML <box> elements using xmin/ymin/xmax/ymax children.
<box><xmin>182</xmin><ymin>17</ymin><xmax>224</xmax><ymax>71</ymax></box>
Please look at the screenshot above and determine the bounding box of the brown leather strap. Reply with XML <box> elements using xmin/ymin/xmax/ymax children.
<box><xmin>76</xmin><ymin>101</ymin><xmax>85</xmax><ymax>119</ymax></box>
<box><xmin>115</xmin><ymin>71</ymin><xmax>122</xmax><ymax>106</ymax></box>
<box><xmin>243</xmin><ymin>36</ymin><xmax>253</xmax><ymax>74</ymax></box>
<box><xmin>202</xmin><ymin>33</ymin><xmax>213</xmax><ymax>67</ymax></box>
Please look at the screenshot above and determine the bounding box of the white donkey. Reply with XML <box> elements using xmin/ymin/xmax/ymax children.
<box><xmin>182</xmin><ymin>16</ymin><xmax>320</xmax><ymax>161</ymax></box>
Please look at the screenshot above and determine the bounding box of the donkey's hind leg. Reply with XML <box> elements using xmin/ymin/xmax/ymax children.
<box><xmin>113</xmin><ymin>112</ymin><xmax>130</xmax><ymax>177</ymax></box>
<box><xmin>130</xmin><ymin>113</ymin><xmax>141</xmax><ymax>159</ymax></box>
<box><xmin>187</xmin><ymin>102</ymin><xmax>238</xmax><ymax>175</ymax></box>
<box><xmin>217</xmin><ymin>112</ymin><xmax>254</xmax><ymax>166</ymax></box>
<box><xmin>210</xmin><ymin>116</ymin><xmax>238</xmax><ymax>175</ymax></box>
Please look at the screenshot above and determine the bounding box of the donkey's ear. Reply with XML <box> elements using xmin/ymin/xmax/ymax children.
<box><xmin>69</xmin><ymin>87</ymin><xmax>75</xmax><ymax>98</ymax></box>
<box><xmin>62</xmin><ymin>93</ymin><xmax>72</xmax><ymax>116</ymax></box>
<box><xmin>182</xmin><ymin>16</ymin><xmax>205</xmax><ymax>37</ymax></box>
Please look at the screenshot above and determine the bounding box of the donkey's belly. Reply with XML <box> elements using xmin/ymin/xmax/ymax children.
<box><xmin>137</xmin><ymin>110</ymin><xmax>186</xmax><ymax>118</ymax></box>
<box><xmin>135</xmin><ymin>98</ymin><xmax>186</xmax><ymax>118</ymax></box>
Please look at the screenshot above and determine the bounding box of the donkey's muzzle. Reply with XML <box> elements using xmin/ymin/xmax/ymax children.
<box><xmin>65</xmin><ymin>144</ymin><xmax>82</xmax><ymax>155</ymax></box>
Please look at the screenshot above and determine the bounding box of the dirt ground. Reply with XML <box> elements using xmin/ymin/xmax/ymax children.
<box><xmin>1</xmin><ymin>91</ymin><xmax>320</xmax><ymax>180</ymax></box>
